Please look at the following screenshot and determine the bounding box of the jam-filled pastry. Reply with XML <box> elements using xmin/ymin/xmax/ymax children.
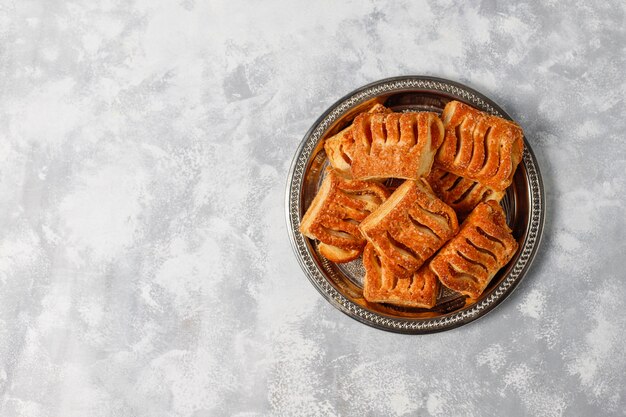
<box><xmin>350</xmin><ymin>111</ymin><xmax>444</xmax><ymax>180</ymax></box>
<box><xmin>359</xmin><ymin>179</ymin><xmax>459</xmax><ymax>273</ymax></box>
<box><xmin>325</xmin><ymin>104</ymin><xmax>392</xmax><ymax>177</ymax></box>
<box><xmin>429</xmin><ymin>200</ymin><xmax>518</xmax><ymax>299</ymax></box>
<box><xmin>363</xmin><ymin>243</ymin><xmax>439</xmax><ymax>308</ymax></box>
<box><xmin>435</xmin><ymin>100</ymin><xmax>524</xmax><ymax>191</ymax></box>
<box><xmin>427</xmin><ymin>167</ymin><xmax>505</xmax><ymax>217</ymax></box>
<box><xmin>300</xmin><ymin>169</ymin><xmax>390</xmax><ymax>263</ymax></box>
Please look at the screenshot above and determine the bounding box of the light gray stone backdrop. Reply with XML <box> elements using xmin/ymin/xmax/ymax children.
<box><xmin>0</xmin><ymin>1</ymin><xmax>624</xmax><ymax>416</ymax></box>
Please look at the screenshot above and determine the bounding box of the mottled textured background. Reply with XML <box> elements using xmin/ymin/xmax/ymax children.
<box><xmin>0</xmin><ymin>1</ymin><xmax>624</xmax><ymax>416</ymax></box>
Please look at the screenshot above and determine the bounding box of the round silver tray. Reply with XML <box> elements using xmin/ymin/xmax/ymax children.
<box><xmin>285</xmin><ymin>76</ymin><xmax>545</xmax><ymax>334</ymax></box>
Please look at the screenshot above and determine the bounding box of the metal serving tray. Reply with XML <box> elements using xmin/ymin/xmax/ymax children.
<box><xmin>286</xmin><ymin>76</ymin><xmax>545</xmax><ymax>334</ymax></box>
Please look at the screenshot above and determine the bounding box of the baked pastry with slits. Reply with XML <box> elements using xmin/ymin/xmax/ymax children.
<box><xmin>427</xmin><ymin>167</ymin><xmax>505</xmax><ymax>217</ymax></box>
<box><xmin>350</xmin><ymin>111</ymin><xmax>444</xmax><ymax>180</ymax></box>
<box><xmin>300</xmin><ymin>169</ymin><xmax>390</xmax><ymax>263</ymax></box>
<box><xmin>429</xmin><ymin>200</ymin><xmax>518</xmax><ymax>299</ymax></box>
<box><xmin>435</xmin><ymin>100</ymin><xmax>524</xmax><ymax>191</ymax></box>
<box><xmin>359</xmin><ymin>179</ymin><xmax>459</xmax><ymax>273</ymax></box>
<box><xmin>362</xmin><ymin>243</ymin><xmax>439</xmax><ymax>308</ymax></box>
<box><xmin>325</xmin><ymin>104</ymin><xmax>392</xmax><ymax>177</ymax></box>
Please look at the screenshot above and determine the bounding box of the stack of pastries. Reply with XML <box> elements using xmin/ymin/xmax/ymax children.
<box><xmin>300</xmin><ymin>100</ymin><xmax>523</xmax><ymax>308</ymax></box>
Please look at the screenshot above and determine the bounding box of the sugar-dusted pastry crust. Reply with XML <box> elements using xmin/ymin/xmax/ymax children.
<box><xmin>300</xmin><ymin>169</ymin><xmax>390</xmax><ymax>263</ymax></box>
<box><xmin>325</xmin><ymin>104</ymin><xmax>391</xmax><ymax>176</ymax></box>
<box><xmin>429</xmin><ymin>200</ymin><xmax>518</xmax><ymax>299</ymax></box>
<box><xmin>359</xmin><ymin>179</ymin><xmax>459</xmax><ymax>273</ymax></box>
<box><xmin>427</xmin><ymin>167</ymin><xmax>505</xmax><ymax>217</ymax></box>
<box><xmin>363</xmin><ymin>243</ymin><xmax>439</xmax><ymax>308</ymax></box>
<box><xmin>350</xmin><ymin>111</ymin><xmax>444</xmax><ymax>180</ymax></box>
<box><xmin>435</xmin><ymin>100</ymin><xmax>524</xmax><ymax>191</ymax></box>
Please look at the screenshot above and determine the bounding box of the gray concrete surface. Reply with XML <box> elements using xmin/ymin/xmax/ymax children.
<box><xmin>0</xmin><ymin>1</ymin><xmax>624</xmax><ymax>416</ymax></box>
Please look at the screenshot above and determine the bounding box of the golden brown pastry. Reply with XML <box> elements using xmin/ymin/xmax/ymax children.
<box><xmin>300</xmin><ymin>169</ymin><xmax>390</xmax><ymax>263</ymax></box>
<box><xmin>435</xmin><ymin>100</ymin><xmax>524</xmax><ymax>191</ymax></box>
<box><xmin>350</xmin><ymin>111</ymin><xmax>444</xmax><ymax>180</ymax></box>
<box><xmin>427</xmin><ymin>167</ymin><xmax>505</xmax><ymax>217</ymax></box>
<box><xmin>317</xmin><ymin>243</ymin><xmax>360</xmax><ymax>264</ymax></box>
<box><xmin>359</xmin><ymin>179</ymin><xmax>459</xmax><ymax>273</ymax></box>
<box><xmin>429</xmin><ymin>200</ymin><xmax>518</xmax><ymax>299</ymax></box>
<box><xmin>363</xmin><ymin>243</ymin><xmax>439</xmax><ymax>308</ymax></box>
<box><xmin>325</xmin><ymin>104</ymin><xmax>391</xmax><ymax>176</ymax></box>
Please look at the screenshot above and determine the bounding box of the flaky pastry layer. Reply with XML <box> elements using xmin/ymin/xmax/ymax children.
<box><xmin>363</xmin><ymin>243</ymin><xmax>439</xmax><ymax>308</ymax></box>
<box><xmin>435</xmin><ymin>100</ymin><xmax>524</xmax><ymax>191</ymax></box>
<box><xmin>325</xmin><ymin>104</ymin><xmax>391</xmax><ymax>177</ymax></box>
<box><xmin>351</xmin><ymin>111</ymin><xmax>444</xmax><ymax>180</ymax></box>
<box><xmin>429</xmin><ymin>200</ymin><xmax>518</xmax><ymax>298</ymax></box>
<box><xmin>359</xmin><ymin>179</ymin><xmax>459</xmax><ymax>273</ymax></box>
<box><xmin>300</xmin><ymin>169</ymin><xmax>390</xmax><ymax>263</ymax></box>
<box><xmin>427</xmin><ymin>167</ymin><xmax>505</xmax><ymax>217</ymax></box>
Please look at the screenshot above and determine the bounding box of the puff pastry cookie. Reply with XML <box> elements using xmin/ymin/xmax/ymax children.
<box><xmin>325</xmin><ymin>104</ymin><xmax>391</xmax><ymax>176</ymax></box>
<box><xmin>429</xmin><ymin>200</ymin><xmax>518</xmax><ymax>298</ymax></box>
<box><xmin>359</xmin><ymin>179</ymin><xmax>459</xmax><ymax>273</ymax></box>
<box><xmin>435</xmin><ymin>100</ymin><xmax>524</xmax><ymax>191</ymax></box>
<box><xmin>363</xmin><ymin>243</ymin><xmax>439</xmax><ymax>308</ymax></box>
<box><xmin>350</xmin><ymin>111</ymin><xmax>444</xmax><ymax>180</ymax></box>
<box><xmin>427</xmin><ymin>167</ymin><xmax>505</xmax><ymax>217</ymax></box>
<box><xmin>300</xmin><ymin>169</ymin><xmax>390</xmax><ymax>263</ymax></box>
